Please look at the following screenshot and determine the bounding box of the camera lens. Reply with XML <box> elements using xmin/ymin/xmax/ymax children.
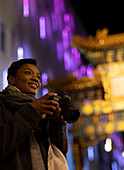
<box><xmin>63</xmin><ymin>107</ymin><xmax>80</xmax><ymax>123</ymax></box>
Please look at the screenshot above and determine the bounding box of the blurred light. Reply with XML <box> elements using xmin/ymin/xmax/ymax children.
<box><xmin>72</xmin><ymin>47</ymin><xmax>78</xmax><ymax>54</ymax></box>
<box><xmin>62</xmin><ymin>29</ymin><xmax>69</xmax><ymax>49</ymax></box>
<box><xmin>75</xmin><ymin>69</ymin><xmax>82</xmax><ymax>79</ymax></box>
<box><xmin>111</xmin><ymin>161</ymin><xmax>118</xmax><ymax>170</ymax></box>
<box><xmin>39</xmin><ymin>16</ymin><xmax>46</xmax><ymax>39</ymax></box>
<box><xmin>62</xmin><ymin>29</ymin><xmax>68</xmax><ymax>38</ymax></box>
<box><xmin>42</xmin><ymin>73</ymin><xmax>48</xmax><ymax>86</ymax></box>
<box><xmin>64</xmin><ymin>51</ymin><xmax>71</xmax><ymax>70</ymax></box>
<box><xmin>104</xmin><ymin>138</ymin><xmax>112</xmax><ymax>152</ymax></box>
<box><xmin>87</xmin><ymin>146</ymin><xmax>94</xmax><ymax>161</ymax></box>
<box><xmin>54</xmin><ymin>0</ymin><xmax>60</xmax><ymax>14</ymax></box>
<box><xmin>3</xmin><ymin>69</ymin><xmax>8</xmax><ymax>89</ymax></box>
<box><xmin>23</xmin><ymin>0</ymin><xmax>29</xmax><ymax>17</ymax></box>
<box><xmin>51</xmin><ymin>13</ymin><xmax>58</xmax><ymax>31</ymax></box>
<box><xmin>122</xmin><ymin>151</ymin><xmax>124</xmax><ymax>157</ymax></box>
<box><xmin>17</xmin><ymin>47</ymin><xmax>24</xmax><ymax>60</ymax></box>
<box><xmin>42</xmin><ymin>88</ymin><xmax>48</xmax><ymax>96</ymax></box>
<box><xmin>75</xmin><ymin>51</ymin><xmax>80</xmax><ymax>59</ymax></box>
<box><xmin>80</xmin><ymin>65</ymin><xmax>87</xmax><ymax>76</ymax></box>
<box><xmin>75</xmin><ymin>52</ymin><xmax>81</xmax><ymax>67</ymax></box>
<box><xmin>83</xmin><ymin>99</ymin><xmax>89</xmax><ymax>105</ymax></box>
<box><xmin>65</xmin><ymin>26</ymin><xmax>71</xmax><ymax>32</ymax></box>
<box><xmin>87</xmin><ymin>64</ymin><xmax>94</xmax><ymax>78</ymax></box>
<box><xmin>64</xmin><ymin>14</ymin><xmax>70</xmax><ymax>22</ymax></box>
<box><xmin>106</xmin><ymin>138</ymin><xmax>112</xmax><ymax>144</ymax></box>
<box><xmin>99</xmin><ymin>39</ymin><xmax>105</xmax><ymax>45</ymax></box>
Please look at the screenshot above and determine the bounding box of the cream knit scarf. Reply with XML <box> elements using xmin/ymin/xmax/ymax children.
<box><xmin>30</xmin><ymin>134</ymin><xmax>69</xmax><ymax>170</ymax></box>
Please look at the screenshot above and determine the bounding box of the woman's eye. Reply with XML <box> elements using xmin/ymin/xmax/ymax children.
<box><xmin>25</xmin><ymin>71</ymin><xmax>31</xmax><ymax>75</ymax></box>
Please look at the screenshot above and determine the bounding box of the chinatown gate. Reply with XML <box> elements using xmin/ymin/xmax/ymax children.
<box><xmin>46</xmin><ymin>28</ymin><xmax>124</xmax><ymax>169</ymax></box>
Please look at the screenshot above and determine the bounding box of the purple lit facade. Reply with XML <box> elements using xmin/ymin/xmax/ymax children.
<box><xmin>1</xmin><ymin>0</ymin><xmax>120</xmax><ymax>170</ymax></box>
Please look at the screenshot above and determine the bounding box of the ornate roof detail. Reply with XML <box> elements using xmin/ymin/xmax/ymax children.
<box><xmin>71</xmin><ymin>28</ymin><xmax>124</xmax><ymax>50</ymax></box>
<box><xmin>45</xmin><ymin>70</ymin><xmax>102</xmax><ymax>91</ymax></box>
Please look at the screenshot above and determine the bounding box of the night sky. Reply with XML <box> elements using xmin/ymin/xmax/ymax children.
<box><xmin>69</xmin><ymin>0</ymin><xmax>124</xmax><ymax>36</ymax></box>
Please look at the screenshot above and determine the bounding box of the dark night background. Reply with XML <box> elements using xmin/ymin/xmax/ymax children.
<box><xmin>69</xmin><ymin>0</ymin><xmax>124</xmax><ymax>36</ymax></box>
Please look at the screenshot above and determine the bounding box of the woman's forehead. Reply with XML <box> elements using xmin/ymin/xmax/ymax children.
<box><xmin>18</xmin><ymin>63</ymin><xmax>40</xmax><ymax>74</ymax></box>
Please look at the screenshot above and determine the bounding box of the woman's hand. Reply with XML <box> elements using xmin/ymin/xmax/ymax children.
<box><xmin>31</xmin><ymin>93</ymin><xmax>64</xmax><ymax>121</ymax></box>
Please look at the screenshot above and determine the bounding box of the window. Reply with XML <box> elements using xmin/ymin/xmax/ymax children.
<box><xmin>0</xmin><ymin>22</ymin><xmax>5</xmax><ymax>52</ymax></box>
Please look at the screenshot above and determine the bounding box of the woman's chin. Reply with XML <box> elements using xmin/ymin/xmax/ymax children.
<box><xmin>22</xmin><ymin>89</ymin><xmax>37</xmax><ymax>96</ymax></box>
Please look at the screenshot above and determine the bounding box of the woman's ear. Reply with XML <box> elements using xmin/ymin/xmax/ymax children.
<box><xmin>8</xmin><ymin>75</ymin><xmax>15</xmax><ymax>85</ymax></box>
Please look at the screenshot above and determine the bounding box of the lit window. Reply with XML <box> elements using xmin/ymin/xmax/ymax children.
<box><xmin>87</xmin><ymin>146</ymin><xmax>94</xmax><ymax>161</ymax></box>
<box><xmin>42</xmin><ymin>73</ymin><xmax>48</xmax><ymax>85</ymax></box>
<box><xmin>39</xmin><ymin>17</ymin><xmax>46</xmax><ymax>39</ymax></box>
<box><xmin>3</xmin><ymin>69</ymin><xmax>8</xmax><ymax>89</ymax></box>
<box><xmin>104</xmin><ymin>138</ymin><xmax>112</xmax><ymax>152</ymax></box>
<box><xmin>17</xmin><ymin>47</ymin><xmax>24</xmax><ymax>60</ymax></box>
<box><xmin>111</xmin><ymin>161</ymin><xmax>118</xmax><ymax>170</ymax></box>
<box><xmin>23</xmin><ymin>0</ymin><xmax>29</xmax><ymax>17</ymax></box>
<box><xmin>0</xmin><ymin>23</ymin><xmax>5</xmax><ymax>52</ymax></box>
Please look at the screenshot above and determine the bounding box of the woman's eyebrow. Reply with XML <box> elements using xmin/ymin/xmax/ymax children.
<box><xmin>24</xmin><ymin>68</ymin><xmax>40</xmax><ymax>75</ymax></box>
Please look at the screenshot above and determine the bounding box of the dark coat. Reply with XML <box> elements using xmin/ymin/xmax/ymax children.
<box><xmin>0</xmin><ymin>95</ymin><xmax>68</xmax><ymax>170</ymax></box>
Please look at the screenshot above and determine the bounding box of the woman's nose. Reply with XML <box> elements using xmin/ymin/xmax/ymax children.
<box><xmin>31</xmin><ymin>74</ymin><xmax>39</xmax><ymax>82</ymax></box>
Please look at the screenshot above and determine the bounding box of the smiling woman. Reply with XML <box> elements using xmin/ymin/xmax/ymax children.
<box><xmin>0</xmin><ymin>58</ymin><xmax>68</xmax><ymax>170</ymax></box>
<box><xmin>8</xmin><ymin>63</ymin><xmax>41</xmax><ymax>95</ymax></box>
<box><xmin>7</xmin><ymin>59</ymin><xmax>41</xmax><ymax>96</ymax></box>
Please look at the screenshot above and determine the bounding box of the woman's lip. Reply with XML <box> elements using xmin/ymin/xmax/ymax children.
<box><xmin>28</xmin><ymin>83</ymin><xmax>37</xmax><ymax>89</ymax></box>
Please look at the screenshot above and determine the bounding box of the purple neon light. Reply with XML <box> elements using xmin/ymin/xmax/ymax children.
<box><xmin>75</xmin><ymin>52</ymin><xmax>80</xmax><ymax>59</ymax></box>
<box><xmin>51</xmin><ymin>13</ymin><xmax>58</xmax><ymax>31</ymax></box>
<box><xmin>72</xmin><ymin>47</ymin><xmax>78</xmax><ymax>54</ymax></box>
<box><xmin>64</xmin><ymin>51</ymin><xmax>71</xmax><ymax>70</ymax></box>
<box><xmin>71</xmin><ymin>47</ymin><xmax>81</xmax><ymax>69</ymax></box>
<box><xmin>87</xmin><ymin>65</ymin><xmax>94</xmax><ymax>78</ymax></box>
<box><xmin>23</xmin><ymin>0</ymin><xmax>29</xmax><ymax>17</ymax></box>
<box><xmin>80</xmin><ymin>65</ymin><xmax>87</xmax><ymax>76</ymax></box>
<box><xmin>62</xmin><ymin>29</ymin><xmax>68</xmax><ymax>38</ymax></box>
<box><xmin>62</xmin><ymin>29</ymin><xmax>69</xmax><ymax>49</ymax></box>
<box><xmin>65</xmin><ymin>26</ymin><xmax>71</xmax><ymax>32</ymax></box>
<box><xmin>54</xmin><ymin>0</ymin><xmax>60</xmax><ymax>14</ymax></box>
<box><xmin>39</xmin><ymin>17</ymin><xmax>46</xmax><ymax>39</ymax></box>
<box><xmin>42</xmin><ymin>73</ymin><xmax>48</xmax><ymax>85</ymax></box>
<box><xmin>17</xmin><ymin>47</ymin><xmax>24</xmax><ymax>60</ymax></box>
<box><xmin>64</xmin><ymin>14</ymin><xmax>70</xmax><ymax>22</ymax></box>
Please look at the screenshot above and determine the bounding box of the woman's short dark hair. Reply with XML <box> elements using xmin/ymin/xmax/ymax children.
<box><xmin>7</xmin><ymin>58</ymin><xmax>37</xmax><ymax>82</ymax></box>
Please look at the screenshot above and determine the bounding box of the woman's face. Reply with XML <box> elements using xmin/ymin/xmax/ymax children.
<box><xmin>10</xmin><ymin>63</ymin><xmax>41</xmax><ymax>95</ymax></box>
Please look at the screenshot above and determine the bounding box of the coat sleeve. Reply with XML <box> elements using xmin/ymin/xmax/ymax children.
<box><xmin>0</xmin><ymin>102</ymin><xmax>42</xmax><ymax>161</ymax></box>
<box><xmin>49</xmin><ymin>119</ymin><xmax>68</xmax><ymax>157</ymax></box>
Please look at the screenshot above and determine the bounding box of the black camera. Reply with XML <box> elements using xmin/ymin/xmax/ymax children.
<box><xmin>50</xmin><ymin>91</ymin><xmax>80</xmax><ymax>123</ymax></box>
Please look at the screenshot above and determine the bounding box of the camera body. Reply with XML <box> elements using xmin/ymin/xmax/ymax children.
<box><xmin>50</xmin><ymin>91</ymin><xmax>80</xmax><ymax>123</ymax></box>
